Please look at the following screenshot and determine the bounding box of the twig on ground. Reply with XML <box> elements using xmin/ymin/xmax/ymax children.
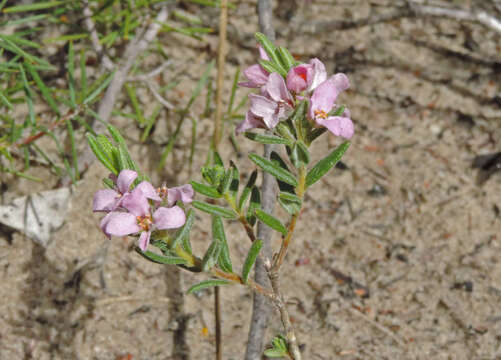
<box><xmin>82</xmin><ymin>0</ymin><xmax>114</xmax><ymax>71</ymax></box>
<box><xmin>62</xmin><ymin>6</ymin><xmax>169</xmax><ymax>185</ymax></box>
<box><xmin>348</xmin><ymin>307</ymin><xmax>406</xmax><ymax>347</ymax></box>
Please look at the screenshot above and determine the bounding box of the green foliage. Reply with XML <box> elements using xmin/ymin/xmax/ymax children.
<box><xmin>264</xmin><ymin>334</ymin><xmax>288</xmax><ymax>358</ymax></box>
<box><xmin>305</xmin><ymin>141</ymin><xmax>350</xmax><ymax>188</ymax></box>
<box><xmin>212</xmin><ymin>215</ymin><xmax>233</xmax><ymax>273</ymax></box>
<box><xmin>242</xmin><ymin>239</ymin><xmax>262</xmax><ymax>284</ymax></box>
<box><xmin>249</xmin><ymin>153</ymin><xmax>298</xmax><ymax>187</ymax></box>
<box><xmin>254</xmin><ymin>209</ymin><xmax>287</xmax><ymax>236</ymax></box>
<box><xmin>192</xmin><ymin>200</ymin><xmax>237</xmax><ymax>219</ymax></box>
<box><xmin>135</xmin><ymin>248</ymin><xmax>188</xmax><ymax>265</ymax></box>
<box><xmin>187</xmin><ymin>279</ymin><xmax>230</xmax><ymax>294</ymax></box>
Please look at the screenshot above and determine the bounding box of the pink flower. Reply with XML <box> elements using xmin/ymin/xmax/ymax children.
<box><xmin>93</xmin><ymin>170</ymin><xmax>160</xmax><ymax>212</ymax></box>
<box><xmin>100</xmin><ymin>188</ymin><xmax>186</xmax><ymax>251</ymax></box>
<box><xmin>239</xmin><ymin>46</ymin><xmax>270</xmax><ymax>88</ymax></box>
<box><xmin>286</xmin><ymin>58</ymin><xmax>326</xmax><ymax>93</ymax></box>
<box><xmin>309</xmin><ymin>74</ymin><xmax>354</xmax><ymax>139</ymax></box>
<box><xmin>236</xmin><ymin>110</ymin><xmax>267</xmax><ymax>134</ymax></box>
<box><xmin>157</xmin><ymin>184</ymin><xmax>194</xmax><ymax>206</ymax></box>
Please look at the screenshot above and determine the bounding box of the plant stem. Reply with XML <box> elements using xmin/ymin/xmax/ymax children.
<box><xmin>272</xmin><ymin>165</ymin><xmax>306</xmax><ymax>272</ymax></box>
<box><xmin>213</xmin><ymin>0</ymin><xmax>228</xmax><ymax>148</ymax></box>
<box><xmin>215</xmin><ymin>286</ymin><xmax>222</xmax><ymax>360</ymax></box>
<box><xmin>269</xmin><ymin>272</ymin><xmax>302</xmax><ymax>360</ymax></box>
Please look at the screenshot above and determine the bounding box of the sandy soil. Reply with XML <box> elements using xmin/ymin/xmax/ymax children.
<box><xmin>1</xmin><ymin>1</ymin><xmax>501</xmax><ymax>359</ymax></box>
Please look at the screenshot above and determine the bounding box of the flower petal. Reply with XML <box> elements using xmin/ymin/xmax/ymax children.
<box><xmin>121</xmin><ymin>188</ymin><xmax>150</xmax><ymax>217</ymax></box>
<box><xmin>249</xmin><ymin>94</ymin><xmax>277</xmax><ymax>118</ymax></box>
<box><xmin>286</xmin><ymin>64</ymin><xmax>311</xmax><ymax>93</ymax></box>
<box><xmin>101</xmin><ymin>212</ymin><xmax>141</xmax><ymax>237</ymax></box>
<box><xmin>308</xmin><ymin>58</ymin><xmax>327</xmax><ymax>91</ymax></box>
<box><xmin>93</xmin><ymin>189</ymin><xmax>119</xmax><ymax>212</ymax></box>
<box><xmin>116</xmin><ymin>169</ymin><xmax>138</xmax><ymax>194</ymax></box>
<box><xmin>236</xmin><ymin>111</ymin><xmax>266</xmax><ymax>134</ymax></box>
<box><xmin>258</xmin><ymin>45</ymin><xmax>270</xmax><ymax>61</ymax></box>
<box><xmin>153</xmin><ymin>206</ymin><xmax>186</xmax><ymax>230</ymax></box>
<box><xmin>138</xmin><ymin>231</ymin><xmax>151</xmax><ymax>251</ymax></box>
<box><xmin>309</xmin><ymin>80</ymin><xmax>337</xmax><ymax>118</ymax></box>
<box><xmin>265</xmin><ymin>73</ymin><xmax>293</xmax><ymax>103</ymax></box>
<box><xmin>239</xmin><ymin>64</ymin><xmax>269</xmax><ymax>88</ymax></box>
<box><xmin>329</xmin><ymin>73</ymin><xmax>350</xmax><ymax>93</ymax></box>
<box><xmin>167</xmin><ymin>184</ymin><xmax>195</xmax><ymax>207</ymax></box>
<box><xmin>316</xmin><ymin>116</ymin><xmax>354</xmax><ymax>139</ymax></box>
<box><xmin>135</xmin><ymin>181</ymin><xmax>161</xmax><ymax>201</ymax></box>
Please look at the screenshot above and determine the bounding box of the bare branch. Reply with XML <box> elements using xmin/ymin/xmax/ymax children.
<box><xmin>82</xmin><ymin>0</ymin><xmax>114</xmax><ymax>71</ymax></box>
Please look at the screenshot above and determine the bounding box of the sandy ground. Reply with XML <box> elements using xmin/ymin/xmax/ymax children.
<box><xmin>1</xmin><ymin>1</ymin><xmax>501</xmax><ymax>359</ymax></box>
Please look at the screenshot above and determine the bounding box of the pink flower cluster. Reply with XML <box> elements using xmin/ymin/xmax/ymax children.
<box><xmin>93</xmin><ymin>170</ymin><xmax>194</xmax><ymax>251</ymax></box>
<box><xmin>237</xmin><ymin>48</ymin><xmax>354</xmax><ymax>139</ymax></box>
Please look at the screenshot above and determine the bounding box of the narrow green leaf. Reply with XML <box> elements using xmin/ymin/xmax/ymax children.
<box><xmin>136</xmin><ymin>248</ymin><xmax>187</xmax><ymax>265</ymax></box>
<box><xmin>228</xmin><ymin>161</ymin><xmax>239</xmax><ymax>200</ymax></box>
<box><xmin>258</xmin><ymin>59</ymin><xmax>284</xmax><ymax>76</ymax></box>
<box><xmin>171</xmin><ymin>209</ymin><xmax>195</xmax><ymax>250</ymax></box>
<box><xmin>213</xmin><ymin>150</ymin><xmax>224</xmax><ymax>167</ymax></box>
<box><xmin>187</xmin><ymin>279</ymin><xmax>230</xmax><ymax>294</ymax></box>
<box><xmin>278</xmin><ymin>191</ymin><xmax>301</xmax><ymax>215</ymax></box>
<box><xmin>244</xmin><ymin>132</ymin><xmax>291</xmax><ymax>145</ymax></box>
<box><xmin>202</xmin><ymin>240</ymin><xmax>221</xmax><ymax>271</ymax></box>
<box><xmin>277</xmin><ymin>46</ymin><xmax>295</xmax><ymax>71</ymax></box>
<box><xmin>238</xmin><ymin>169</ymin><xmax>257</xmax><ymax>211</ymax></box>
<box><xmin>255</xmin><ymin>209</ymin><xmax>287</xmax><ymax>236</ymax></box>
<box><xmin>246</xmin><ymin>186</ymin><xmax>260</xmax><ymax>226</ymax></box>
<box><xmin>66</xmin><ymin>119</ymin><xmax>79</xmax><ymax>181</ymax></box>
<box><xmin>249</xmin><ymin>153</ymin><xmax>298</xmax><ymax>187</ymax></box>
<box><xmin>271</xmin><ymin>151</ymin><xmax>295</xmax><ymax>193</ymax></box>
<box><xmin>0</xmin><ymin>88</ymin><xmax>13</xmax><ymax>110</ymax></box>
<box><xmin>68</xmin><ymin>41</ymin><xmax>76</xmax><ymax>107</ymax></box>
<box><xmin>227</xmin><ymin>67</ymin><xmax>239</xmax><ymax>113</ymax></box>
<box><xmin>192</xmin><ymin>200</ymin><xmax>237</xmax><ymax>219</ymax></box>
<box><xmin>83</xmin><ymin>70</ymin><xmax>115</xmax><ymax>104</ymax></box>
<box><xmin>125</xmin><ymin>83</ymin><xmax>145</xmax><ymax>125</ymax></box>
<box><xmin>79</xmin><ymin>49</ymin><xmax>87</xmax><ymax>103</ymax></box>
<box><xmin>3</xmin><ymin>1</ymin><xmax>63</xmax><ymax>13</ymax></box>
<box><xmin>306</xmin><ymin>141</ymin><xmax>350</xmax><ymax>187</ymax></box>
<box><xmin>212</xmin><ymin>215</ymin><xmax>232</xmax><ymax>273</ymax></box>
<box><xmin>24</xmin><ymin>62</ymin><xmax>60</xmax><ymax>115</ymax></box>
<box><xmin>186</xmin><ymin>60</ymin><xmax>214</xmax><ymax>111</ymax></box>
<box><xmin>242</xmin><ymin>239</ymin><xmax>262</xmax><ymax>284</ymax></box>
<box><xmin>263</xmin><ymin>349</ymin><xmax>287</xmax><ymax>358</ymax></box>
<box><xmin>96</xmin><ymin>134</ymin><xmax>115</xmax><ymax>158</ymax></box>
<box><xmin>190</xmin><ymin>181</ymin><xmax>222</xmax><ymax>198</ymax></box>
<box><xmin>86</xmin><ymin>133</ymin><xmax>118</xmax><ymax>174</ymax></box>
<box><xmin>107</xmin><ymin>124</ymin><xmax>127</xmax><ymax>145</ymax></box>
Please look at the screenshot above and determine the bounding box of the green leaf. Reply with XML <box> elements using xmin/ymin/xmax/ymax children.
<box><xmin>238</xmin><ymin>169</ymin><xmax>257</xmax><ymax>211</ymax></box>
<box><xmin>306</xmin><ymin>141</ymin><xmax>350</xmax><ymax>188</ymax></box>
<box><xmin>255</xmin><ymin>209</ymin><xmax>287</xmax><ymax>236</ymax></box>
<box><xmin>263</xmin><ymin>348</ymin><xmax>287</xmax><ymax>357</ymax></box>
<box><xmin>289</xmin><ymin>141</ymin><xmax>310</xmax><ymax>168</ymax></box>
<box><xmin>107</xmin><ymin>124</ymin><xmax>127</xmax><ymax>145</ymax></box>
<box><xmin>213</xmin><ymin>150</ymin><xmax>224</xmax><ymax>167</ymax></box>
<box><xmin>83</xmin><ymin>70</ymin><xmax>115</xmax><ymax>104</ymax></box>
<box><xmin>242</xmin><ymin>239</ymin><xmax>262</xmax><ymax>284</ymax></box>
<box><xmin>67</xmin><ymin>41</ymin><xmax>76</xmax><ymax>107</ymax></box>
<box><xmin>135</xmin><ymin>248</ymin><xmax>188</xmax><ymax>265</ymax></box>
<box><xmin>187</xmin><ymin>279</ymin><xmax>230</xmax><ymax>294</ymax></box>
<box><xmin>171</xmin><ymin>209</ymin><xmax>195</xmax><ymax>251</ymax></box>
<box><xmin>202</xmin><ymin>240</ymin><xmax>221</xmax><ymax>271</ymax></box>
<box><xmin>228</xmin><ymin>161</ymin><xmax>239</xmax><ymax>200</ymax></box>
<box><xmin>24</xmin><ymin>62</ymin><xmax>60</xmax><ymax>115</ymax></box>
<box><xmin>244</xmin><ymin>132</ymin><xmax>291</xmax><ymax>145</ymax></box>
<box><xmin>86</xmin><ymin>134</ymin><xmax>118</xmax><ymax>174</ymax></box>
<box><xmin>258</xmin><ymin>59</ymin><xmax>285</xmax><ymax>77</ymax></box>
<box><xmin>191</xmin><ymin>181</ymin><xmax>222</xmax><ymax>198</ymax></box>
<box><xmin>192</xmin><ymin>200</ymin><xmax>237</xmax><ymax>219</ymax></box>
<box><xmin>277</xmin><ymin>46</ymin><xmax>295</xmax><ymax>71</ymax></box>
<box><xmin>249</xmin><ymin>153</ymin><xmax>297</xmax><ymax>187</ymax></box>
<box><xmin>3</xmin><ymin>1</ymin><xmax>63</xmax><ymax>13</ymax></box>
<box><xmin>219</xmin><ymin>167</ymin><xmax>233</xmax><ymax>195</ymax></box>
<box><xmin>246</xmin><ymin>186</ymin><xmax>260</xmax><ymax>226</ymax></box>
<box><xmin>254</xmin><ymin>32</ymin><xmax>286</xmax><ymax>75</ymax></box>
<box><xmin>271</xmin><ymin>151</ymin><xmax>295</xmax><ymax>194</ymax></box>
<box><xmin>212</xmin><ymin>215</ymin><xmax>232</xmax><ymax>273</ymax></box>
<box><xmin>227</xmin><ymin>67</ymin><xmax>239</xmax><ymax>113</ymax></box>
<box><xmin>278</xmin><ymin>191</ymin><xmax>302</xmax><ymax>215</ymax></box>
